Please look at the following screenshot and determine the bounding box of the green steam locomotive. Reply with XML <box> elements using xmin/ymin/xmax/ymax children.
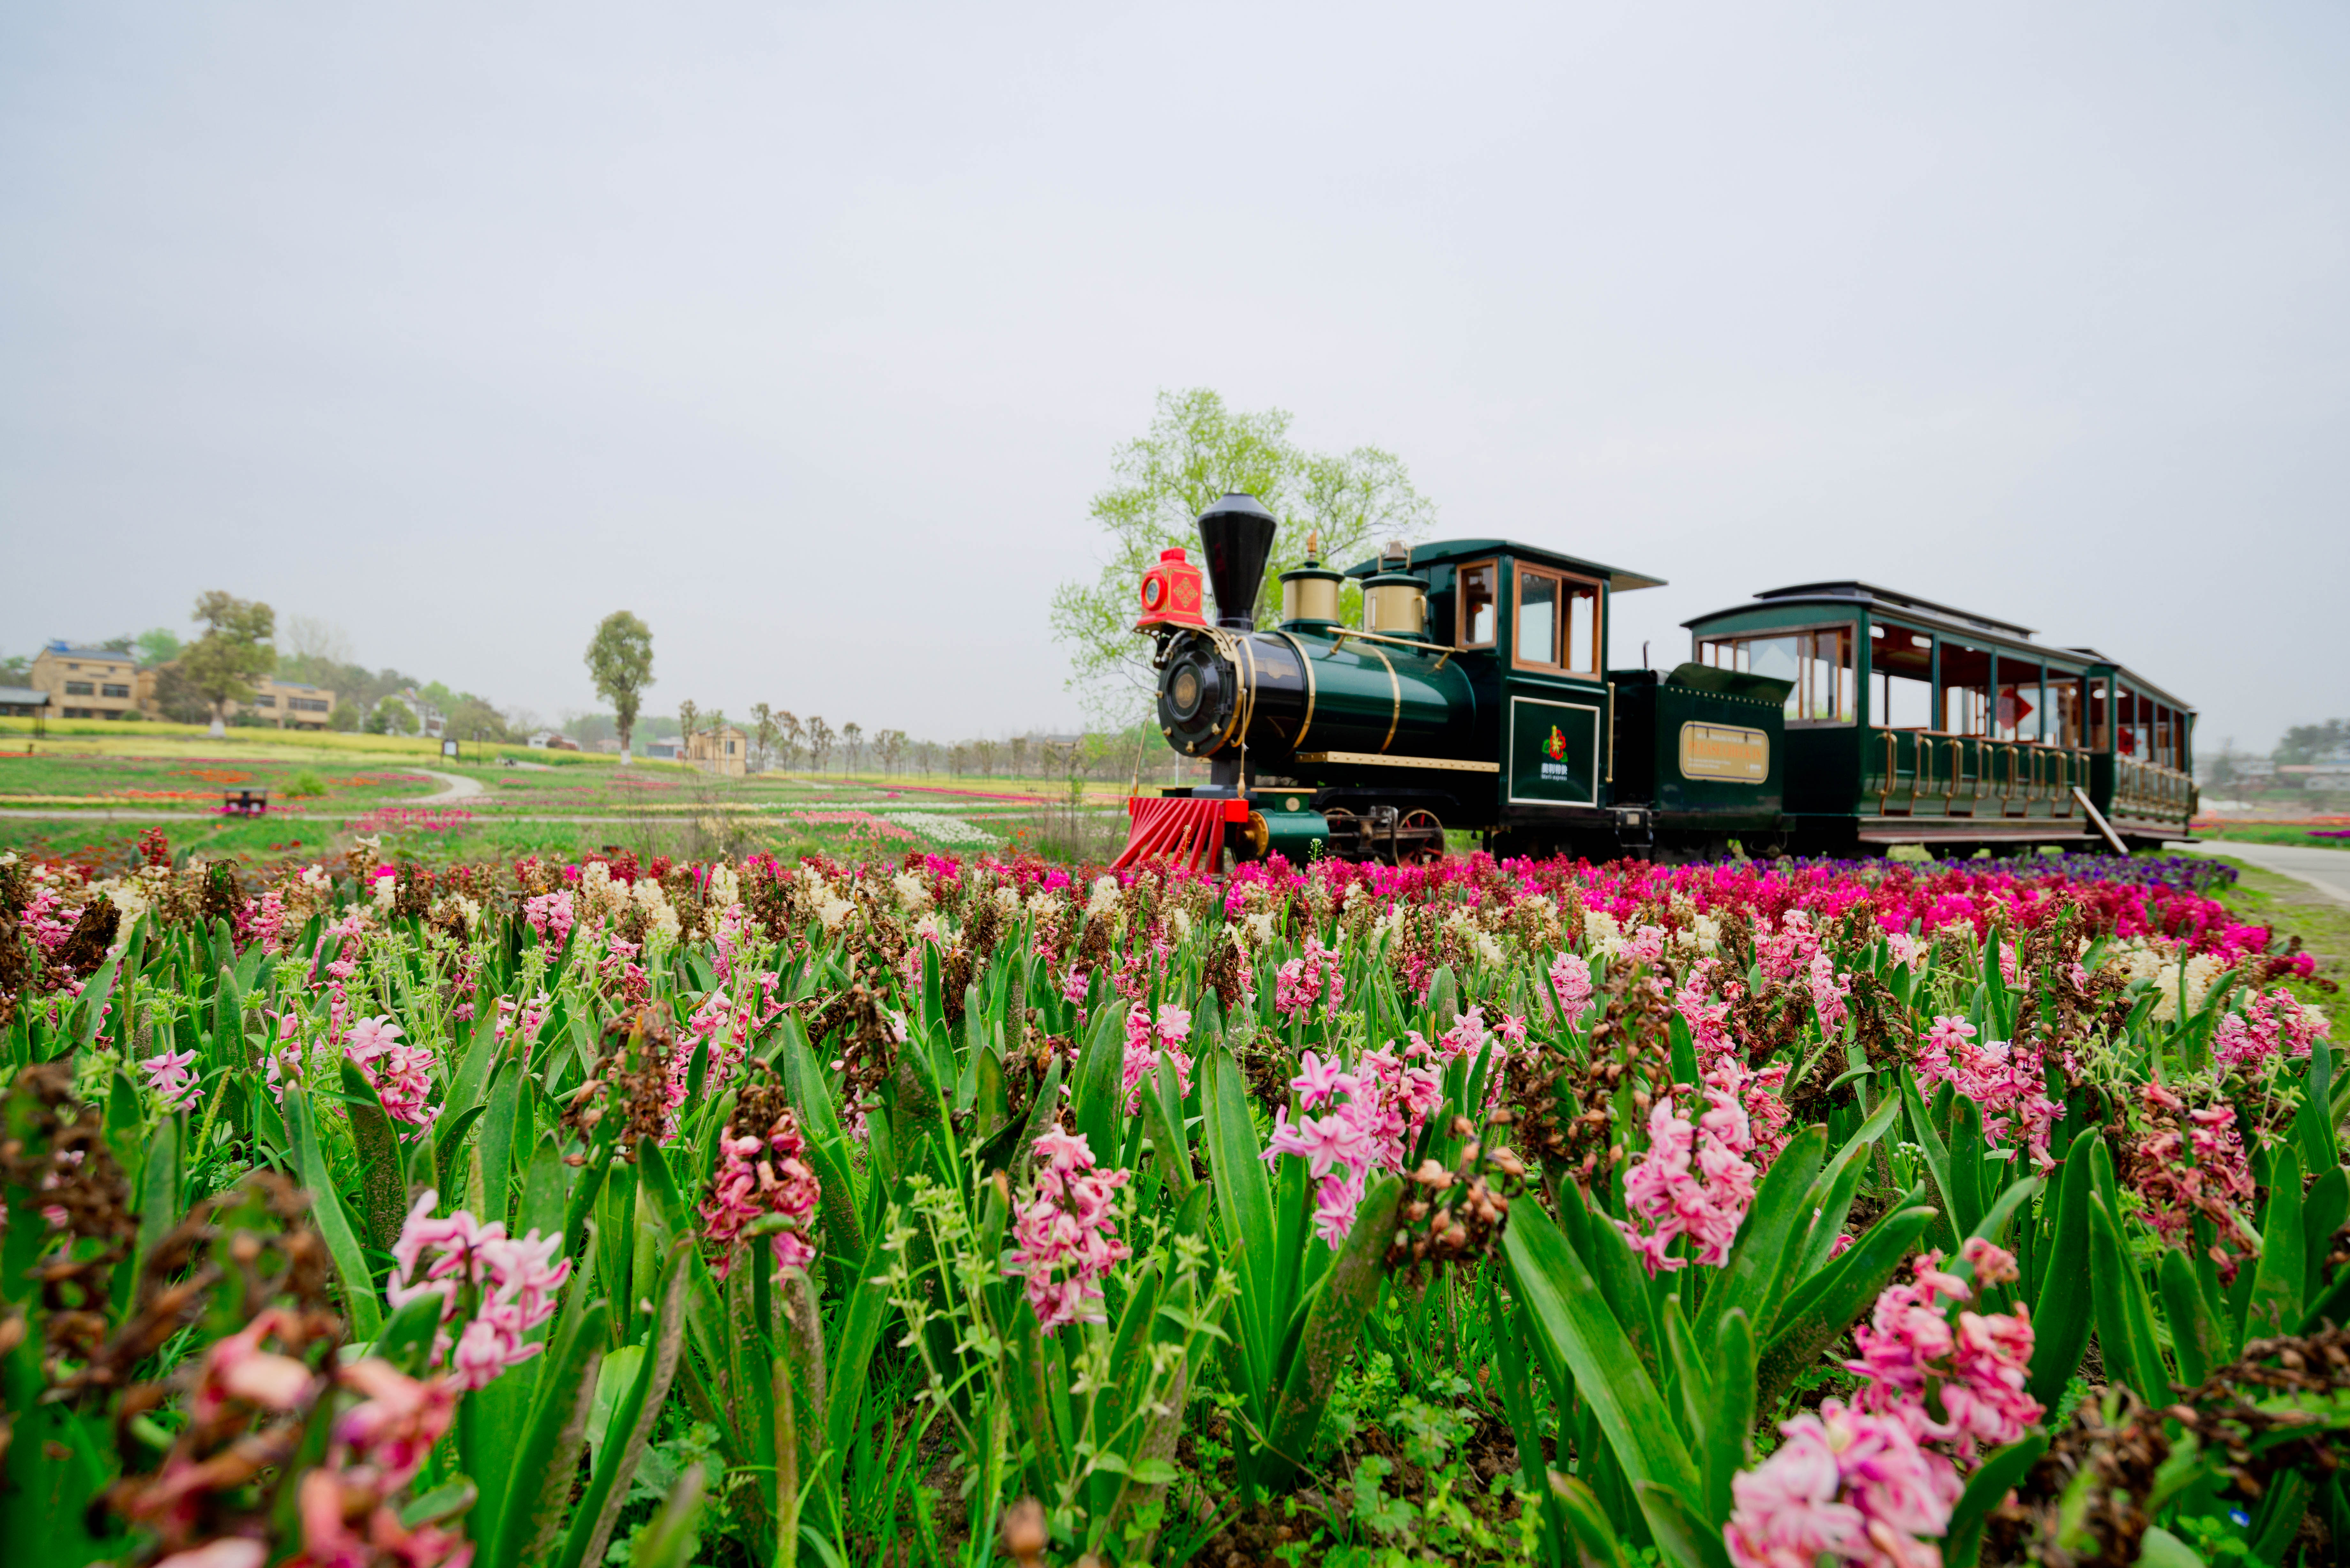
<box><xmin>1119</xmin><ymin>494</ymin><xmax>2196</xmax><ymax>866</ymax></box>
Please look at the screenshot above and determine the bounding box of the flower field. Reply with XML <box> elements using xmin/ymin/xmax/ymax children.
<box><xmin>2</xmin><ymin>834</ymin><xmax>2345</xmax><ymax>1567</ymax></box>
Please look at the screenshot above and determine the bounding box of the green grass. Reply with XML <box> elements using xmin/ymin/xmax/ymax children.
<box><xmin>2193</xmin><ymin>821</ymin><xmax>2350</xmax><ymax>850</ymax></box>
<box><xmin>2208</xmin><ymin>856</ymin><xmax>2349</xmax><ymax>1026</ymax></box>
<box><xmin>0</xmin><ymin>753</ymin><xmax>438</xmax><ymax>805</ymax></box>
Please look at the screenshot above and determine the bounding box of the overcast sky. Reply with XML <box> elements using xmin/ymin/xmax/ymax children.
<box><xmin>3</xmin><ymin>3</ymin><xmax>2344</xmax><ymax>751</ymax></box>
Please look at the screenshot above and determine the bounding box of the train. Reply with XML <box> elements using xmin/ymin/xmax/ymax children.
<box><xmin>1113</xmin><ymin>493</ymin><xmax>2197</xmax><ymax>867</ymax></box>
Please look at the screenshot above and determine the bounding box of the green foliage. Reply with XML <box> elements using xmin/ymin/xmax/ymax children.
<box><xmin>1048</xmin><ymin>388</ymin><xmax>1437</xmax><ymax>724</ymax></box>
<box><xmin>585</xmin><ymin>611</ymin><xmax>656</xmax><ymax>758</ymax></box>
<box><xmin>2</xmin><ymin>851</ymin><xmax>2345</xmax><ymax>1568</ymax></box>
<box><xmin>181</xmin><ymin>590</ymin><xmax>277</xmax><ymax>722</ymax></box>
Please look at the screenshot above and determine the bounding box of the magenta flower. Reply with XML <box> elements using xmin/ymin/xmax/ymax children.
<box><xmin>1008</xmin><ymin>1128</ymin><xmax>1132</xmax><ymax>1333</ymax></box>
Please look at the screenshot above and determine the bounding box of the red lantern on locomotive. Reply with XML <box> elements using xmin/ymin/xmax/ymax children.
<box><xmin>1133</xmin><ymin>547</ymin><xmax>1208</xmax><ymax>630</ymax></box>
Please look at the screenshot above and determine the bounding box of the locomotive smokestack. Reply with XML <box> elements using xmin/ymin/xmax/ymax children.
<box><xmin>1196</xmin><ymin>492</ymin><xmax>1278</xmax><ymax>631</ymax></box>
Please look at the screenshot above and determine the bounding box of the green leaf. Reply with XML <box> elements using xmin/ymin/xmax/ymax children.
<box><xmin>1202</xmin><ymin>1049</ymin><xmax>1278</xmax><ymax>1403</ymax></box>
<box><xmin>2158</xmin><ymin>1249</ymin><xmax>2224</xmax><ymax>1392</ymax></box>
<box><xmin>1634</xmin><ymin>1480</ymin><xmax>1735</xmax><ymax>1568</ymax></box>
<box><xmin>1942</xmin><ymin>1433</ymin><xmax>2048</xmax><ymax>1568</ymax></box>
<box><xmin>1698</xmin><ymin>1124</ymin><xmax>1825</xmax><ymax>1346</ymax></box>
<box><xmin>284</xmin><ymin>1084</ymin><xmax>382</xmax><ymax>1338</ymax></box>
<box><xmin>1897</xmin><ymin>1065</ymin><xmax>1960</xmax><ymax>1253</ymax></box>
<box><xmin>1756</xmin><ymin>1204</ymin><xmax>1937</xmax><ymax>1414</ymax></box>
<box><xmin>626</xmin><ymin>1463</ymin><xmax>709</xmax><ymax>1568</ymax></box>
<box><xmin>487</xmin><ymin>1296</ymin><xmax>611</xmax><ymax>1568</ymax></box>
<box><xmin>1141</xmin><ymin>1048</ymin><xmax>1195</xmax><ymax>1198</ymax></box>
<box><xmin>1549</xmin><ymin>1473</ymin><xmax>1633</xmax><ymax>1568</ymax></box>
<box><xmin>339</xmin><ymin>1059</ymin><xmax>408</xmax><ymax>1253</ymax></box>
<box><xmin>1263</xmin><ymin>1178</ymin><xmax>1403</xmax><ymax>1487</ymax></box>
<box><xmin>2305</xmin><ymin>1165</ymin><xmax>2348</xmax><ymax>1309</ymax></box>
<box><xmin>1503</xmin><ymin>1196</ymin><xmax>1706</xmax><ymax>1532</ymax></box>
<box><xmin>1071</xmin><ymin>1003</ymin><xmax>1125</xmax><ymax>1162</ymax></box>
<box><xmin>562</xmin><ymin>1240</ymin><xmax>691</xmax><ymax>1568</ymax></box>
<box><xmin>2134</xmin><ymin>1525</ymin><xmax>2208</xmax><ymax>1568</ymax></box>
<box><xmin>128</xmin><ymin>1116</ymin><xmax>180</xmax><ymax>1290</ymax></box>
<box><xmin>2028</xmin><ymin>1127</ymin><xmax>2101</xmax><ymax>1409</ymax></box>
<box><xmin>2088</xmin><ymin>1192</ymin><xmax>2172</xmax><ymax>1405</ymax></box>
<box><xmin>399</xmin><ymin>1477</ymin><xmax>479</xmax><ymax>1530</ymax></box>
<box><xmin>2246</xmin><ymin>1143</ymin><xmax>2306</xmax><ymax>1339</ymax></box>
<box><xmin>1790</xmin><ymin>1092</ymin><xmax>1901</xmax><ymax>1292</ymax></box>
<box><xmin>1701</xmin><ymin>1310</ymin><xmax>1755</xmax><ymax>1530</ymax></box>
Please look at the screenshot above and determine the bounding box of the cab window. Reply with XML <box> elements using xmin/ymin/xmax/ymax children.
<box><xmin>1512</xmin><ymin>564</ymin><xmax>1601</xmax><ymax>675</ymax></box>
<box><xmin>1457</xmin><ymin>561</ymin><xmax>1497</xmax><ymax>648</ymax></box>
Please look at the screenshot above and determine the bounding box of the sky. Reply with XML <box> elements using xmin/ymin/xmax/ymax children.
<box><xmin>2</xmin><ymin>3</ymin><xmax>2345</xmax><ymax>752</ymax></box>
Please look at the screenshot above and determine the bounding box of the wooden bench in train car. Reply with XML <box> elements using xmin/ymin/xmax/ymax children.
<box><xmin>222</xmin><ymin>788</ymin><xmax>269</xmax><ymax>818</ymax></box>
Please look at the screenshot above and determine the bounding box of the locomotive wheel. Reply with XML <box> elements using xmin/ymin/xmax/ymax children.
<box><xmin>1397</xmin><ymin>809</ymin><xmax>1445</xmax><ymax>865</ymax></box>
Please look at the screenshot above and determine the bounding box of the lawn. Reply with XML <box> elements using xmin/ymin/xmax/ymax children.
<box><xmin>2206</xmin><ymin>853</ymin><xmax>2349</xmax><ymax>1026</ymax></box>
<box><xmin>0</xmin><ymin>752</ymin><xmax>440</xmax><ymax>808</ymax></box>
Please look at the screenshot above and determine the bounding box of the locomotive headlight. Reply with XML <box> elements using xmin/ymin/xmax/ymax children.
<box><xmin>1171</xmin><ymin>667</ymin><xmax>1199</xmax><ymax>712</ymax></box>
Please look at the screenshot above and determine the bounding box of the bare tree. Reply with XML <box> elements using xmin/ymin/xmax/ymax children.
<box><xmin>876</xmin><ymin>728</ymin><xmax>906</xmax><ymax>775</ymax></box>
<box><xmin>806</xmin><ymin>715</ymin><xmax>834</xmax><ymax>773</ymax></box>
<box><xmin>841</xmin><ymin>721</ymin><xmax>864</xmax><ymax>776</ymax></box>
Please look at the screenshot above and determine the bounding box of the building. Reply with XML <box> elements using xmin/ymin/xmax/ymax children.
<box><xmin>30</xmin><ymin>643</ymin><xmax>141</xmax><ymax>720</ymax></box>
<box><xmin>684</xmin><ymin>726</ymin><xmax>747</xmax><ymax>776</ymax></box>
<box><xmin>642</xmin><ymin>738</ymin><xmax>681</xmax><ymax>760</ymax></box>
<box><xmin>0</xmin><ymin>686</ymin><xmax>52</xmax><ymax>721</ymax></box>
<box><xmin>527</xmin><ymin>730</ymin><xmax>581</xmax><ymax>751</ymax></box>
<box><xmin>128</xmin><ymin>665</ymin><xmax>336</xmax><ymax>729</ymax></box>
<box><xmin>241</xmin><ymin>678</ymin><xmax>337</xmax><ymax>730</ymax></box>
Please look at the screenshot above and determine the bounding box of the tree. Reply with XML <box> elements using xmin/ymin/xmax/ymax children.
<box><xmin>750</xmin><ymin>703</ymin><xmax>777</xmax><ymax>772</ymax></box>
<box><xmin>182</xmin><ymin>592</ymin><xmax>276</xmax><ymax>736</ymax></box>
<box><xmin>678</xmin><ymin>700</ymin><xmax>699</xmax><ymax>762</ymax></box>
<box><xmin>134</xmin><ymin>628</ymin><xmax>181</xmax><ymax>668</ymax></box>
<box><xmin>841</xmin><ymin>722</ymin><xmax>864</xmax><ymax>775</ymax></box>
<box><xmin>2276</xmin><ymin>720</ymin><xmax>2348</xmax><ymax>765</ymax></box>
<box><xmin>329</xmin><ymin>702</ymin><xmax>362</xmax><ymax>733</ymax></box>
<box><xmin>584</xmin><ymin>612</ymin><xmax>656</xmax><ymax>763</ymax></box>
<box><xmin>876</xmin><ymin>728</ymin><xmax>906</xmax><ymax>775</ymax></box>
<box><xmin>1048</xmin><ymin>388</ymin><xmax>1435</xmax><ymax>725</ymax></box>
<box><xmin>775</xmin><ymin>711</ymin><xmax>802</xmax><ymax>770</ymax></box>
<box><xmin>806</xmin><ymin>716</ymin><xmax>833</xmax><ymax>773</ymax></box>
<box><xmin>370</xmin><ymin>697</ymin><xmax>417</xmax><ymax>735</ymax></box>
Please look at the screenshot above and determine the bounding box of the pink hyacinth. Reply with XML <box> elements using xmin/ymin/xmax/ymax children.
<box><xmin>699</xmin><ymin>1110</ymin><xmax>822</xmax><ymax>1278</ymax></box>
<box><xmin>385</xmin><ymin>1191</ymin><xmax>570</xmax><ymax>1391</ymax></box>
<box><xmin>1274</xmin><ymin>937</ymin><xmax>1346</xmax><ymax>1023</ymax></box>
<box><xmin>140</xmin><ymin>1045</ymin><xmax>203</xmax><ymax>1113</ymax></box>
<box><xmin>1548</xmin><ymin>952</ymin><xmax>1594</xmax><ymax>1024</ymax></box>
<box><xmin>1845</xmin><ymin>1249</ymin><xmax>2042</xmax><ymax>1461</ymax></box>
<box><xmin>2214</xmin><ymin>987</ymin><xmax>2332</xmax><ymax>1074</ymax></box>
<box><xmin>343</xmin><ymin>1016</ymin><xmax>438</xmax><ymax>1131</ymax></box>
<box><xmin>1915</xmin><ymin>1017</ymin><xmax>2060</xmax><ymax>1170</ymax></box>
<box><xmin>1120</xmin><ymin>1001</ymin><xmax>1195</xmax><ymax>1112</ymax></box>
<box><xmin>1617</xmin><ymin>1086</ymin><xmax>1760</xmax><ymax>1274</ymax></box>
<box><xmin>1266</xmin><ymin>1044</ymin><xmax>1429</xmax><ymax>1247</ymax></box>
<box><xmin>1007</xmin><ymin>1127</ymin><xmax>1132</xmax><ymax>1333</ymax></box>
<box><xmin>1807</xmin><ymin>949</ymin><xmax>1851</xmax><ymax>1037</ymax></box>
<box><xmin>1724</xmin><ymin>1399</ymin><xmax>1960</xmax><ymax>1568</ymax></box>
<box><xmin>1755</xmin><ymin>909</ymin><xmax>1822</xmax><ymax>985</ymax></box>
<box><xmin>523</xmin><ymin>889</ymin><xmax>575</xmax><ymax>949</ymax></box>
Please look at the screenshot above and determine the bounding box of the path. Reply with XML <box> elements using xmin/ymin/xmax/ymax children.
<box><xmin>2173</xmin><ymin>839</ymin><xmax>2350</xmax><ymax>906</ymax></box>
<box><xmin>415</xmin><ymin>770</ymin><xmax>484</xmax><ymax>803</ymax></box>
